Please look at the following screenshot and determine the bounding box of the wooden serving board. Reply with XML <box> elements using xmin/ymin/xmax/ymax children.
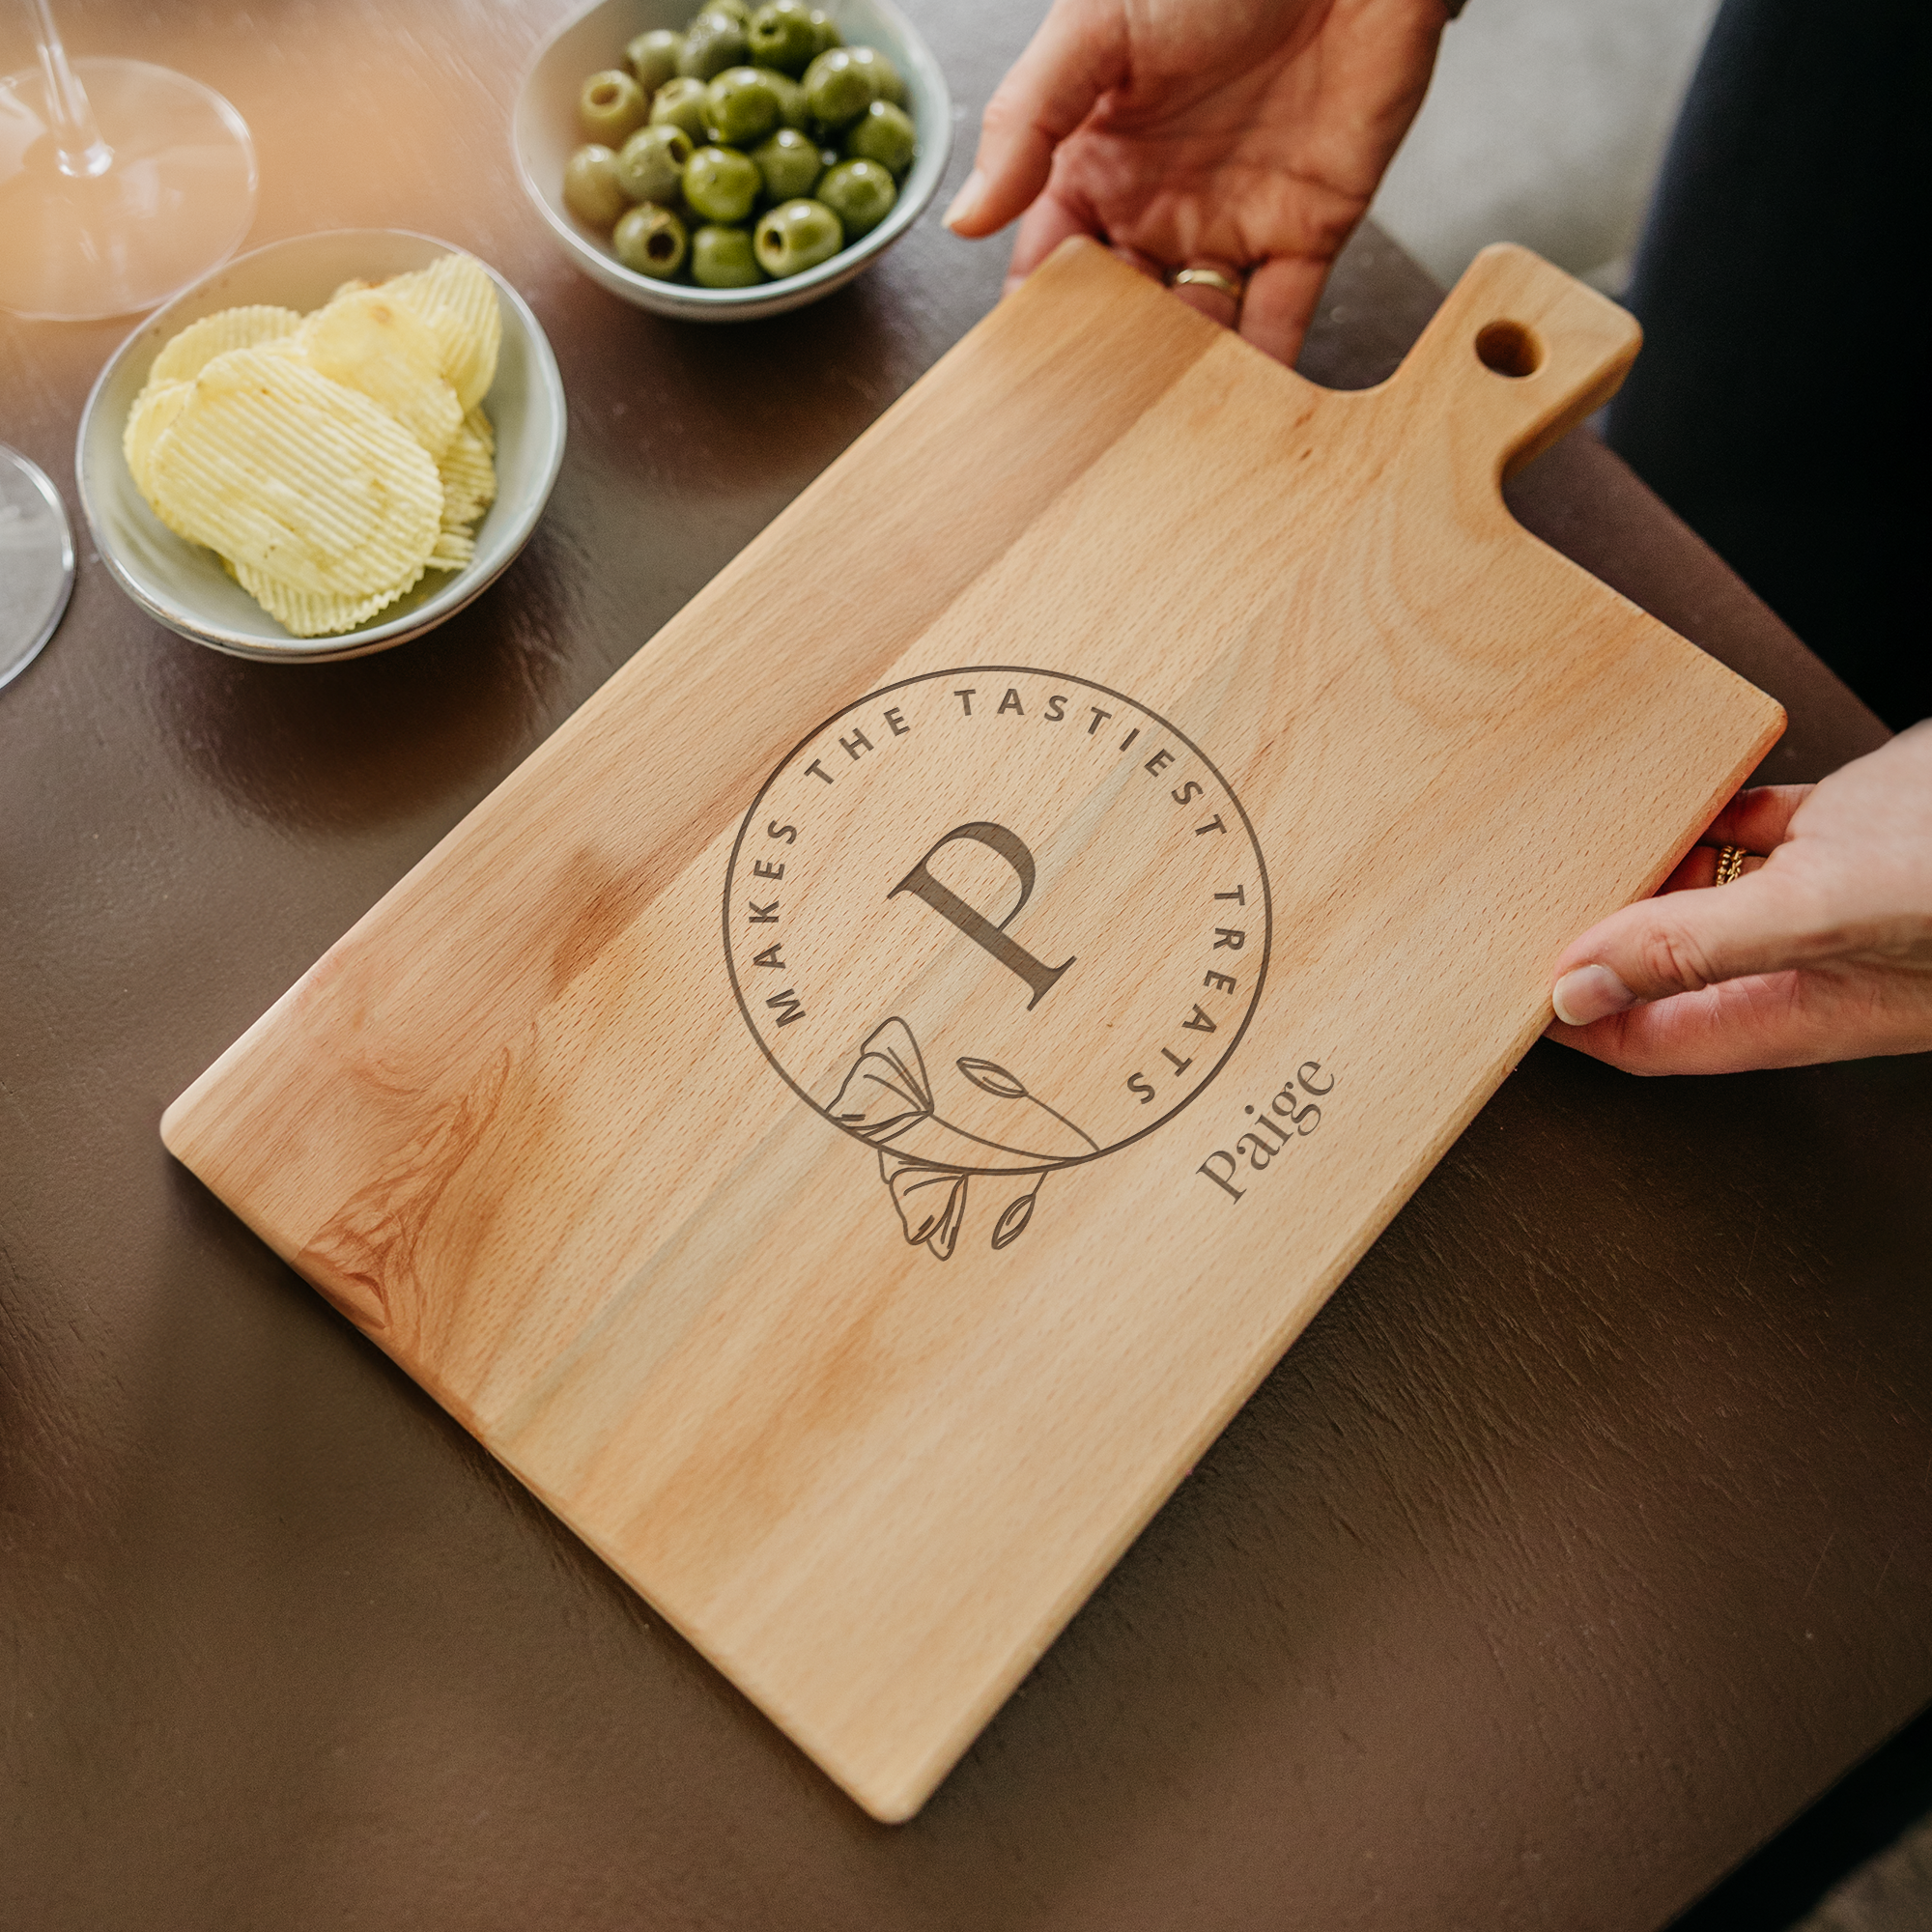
<box><xmin>163</xmin><ymin>240</ymin><xmax>1783</xmax><ymax>1820</ymax></box>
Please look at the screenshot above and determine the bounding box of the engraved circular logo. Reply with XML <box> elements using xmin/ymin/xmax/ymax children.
<box><xmin>724</xmin><ymin>668</ymin><xmax>1270</xmax><ymax>1258</ymax></box>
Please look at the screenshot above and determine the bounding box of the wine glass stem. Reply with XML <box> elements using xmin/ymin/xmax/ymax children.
<box><xmin>27</xmin><ymin>0</ymin><xmax>113</xmax><ymax>178</ymax></box>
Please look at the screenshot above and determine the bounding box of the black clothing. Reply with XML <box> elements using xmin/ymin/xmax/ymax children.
<box><xmin>1606</xmin><ymin>0</ymin><xmax>1929</xmax><ymax>731</ymax></box>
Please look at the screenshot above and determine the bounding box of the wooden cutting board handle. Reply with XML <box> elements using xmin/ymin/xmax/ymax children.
<box><xmin>1375</xmin><ymin>242</ymin><xmax>1642</xmax><ymax>482</ymax></box>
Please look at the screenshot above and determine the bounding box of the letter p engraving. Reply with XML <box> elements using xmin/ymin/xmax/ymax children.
<box><xmin>889</xmin><ymin>821</ymin><xmax>1074</xmax><ymax>1009</ymax></box>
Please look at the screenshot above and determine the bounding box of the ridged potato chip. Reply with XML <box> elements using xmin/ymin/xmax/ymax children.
<box><xmin>124</xmin><ymin>380</ymin><xmax>193</xmax><ymax>505</ymax></box>
<box><xmin>384</xmin><ymin>253</ymin><xmax>501</xmax><ymax>411</ymax></box>
<box><xmin>233</xmin><ymin>555</ymin><xmax>430</xmax><ymax>639</ymax></box>
<box><xmin>426</xmin><ymin>526</ymin><xmax>475</xmax><ymax>572</ymax></box>
<box><xmin>300</xmin><ymin>289</ymin><xmax>462</xmax><ymax>460</ymax></box>
<box><xmin>148</xmin><ymin>349</ymin><xmax>441</xmax><ymax>599</ymax></box>
<box><xmin>437</xmin><ymin>417</ymin><xmax>497</xmax><ymax>531</ymax></box>
<box><xmin>146</xmin><ymin>305</ymin><xmax>302</xmax><ymax>389</ymax></box>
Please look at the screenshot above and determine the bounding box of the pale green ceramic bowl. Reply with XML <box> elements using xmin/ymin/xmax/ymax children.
<box><xmin>515</xmin><ymin>0</ymin><xmax>952</xmax><ymax>321</ymax></box>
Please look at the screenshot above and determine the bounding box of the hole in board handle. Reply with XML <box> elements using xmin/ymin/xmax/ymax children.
<box><xmin>1475</xmin><ymin>320</ymin><xmax>1542</xmax><ymax>379</ymax></box>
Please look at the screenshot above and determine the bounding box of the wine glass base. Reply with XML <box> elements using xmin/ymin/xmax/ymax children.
<box><xmin>0</xmin><ymin>58</ymin><xmax>257</xmax><ymax>321</ymax></box>
<box><xmin>0</xmin><ymin>447</ymin><xmax>75</xmax><ymax>690</ymax></box>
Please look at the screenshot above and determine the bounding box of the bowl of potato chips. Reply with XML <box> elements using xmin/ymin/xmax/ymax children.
<box><xmin>77</xmin><ymin>229</ymin><xmax>566</xmax><ymax>661</ymax></box>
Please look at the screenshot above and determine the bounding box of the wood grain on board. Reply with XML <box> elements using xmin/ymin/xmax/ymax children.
<box><xmin>162</xmin><ymin>240</ymin><xmax>1784</xmax><ymax>1821</ymax></box>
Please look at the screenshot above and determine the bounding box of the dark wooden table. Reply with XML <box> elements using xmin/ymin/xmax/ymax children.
<box><xmin>4</xmin><ymin>4</ymin><xmax>1928</xmax><ymax>1927</ymax></box>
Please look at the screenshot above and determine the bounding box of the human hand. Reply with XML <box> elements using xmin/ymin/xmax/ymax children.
<box><xmin>1548</xmin><ymin>722</ymin><xmax>1932</xmax><ymax>1074</ymax></box>
<box><xmin>943</xmin><ymin>0</ymin><xmax>1450</xmax><ymax>366</ymax></box>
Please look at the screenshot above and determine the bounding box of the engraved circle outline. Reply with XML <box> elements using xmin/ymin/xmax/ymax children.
<box><xmin>723</xmin><ymin>665</ymin><xmax>1274</xmax><ymax>1171</ymax></box>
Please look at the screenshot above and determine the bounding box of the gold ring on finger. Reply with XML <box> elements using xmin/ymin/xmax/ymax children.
<box><xmin>1714</xmin><ymin>843</ymin><xmax>1748</xmax><ymax>887</ymax></box>
<box><xmin>1172</xmin><ymin>267</ymin><xmax>1244</xmax><ymax>302</ymax></box>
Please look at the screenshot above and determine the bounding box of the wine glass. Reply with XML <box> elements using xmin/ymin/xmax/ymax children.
<box><xmin>1</xmin><ymin>5</ymin><xmax>254</xmax><ymax>684</ymax></box>
<box><xmin>0</xmin><ymin>443</ymin><xmax>73</xmax><ymax>689</ymax></box>
<box><xmin>0</xmin><ymin>0</ymin><xmax>257</xmax><ymax>321</ymax></box>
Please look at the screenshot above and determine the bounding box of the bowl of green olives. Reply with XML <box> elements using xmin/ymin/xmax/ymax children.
<box><xmin>514</xmin><ymin>0</ymin><xmax>950</xmax><ymax>320</ymax></box>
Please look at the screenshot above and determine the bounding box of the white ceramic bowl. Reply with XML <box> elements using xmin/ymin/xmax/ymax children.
<box><xmin>515</xmin><ymin>0</ymin><xmax>952</xmax><ymax>321</ymax></box>
<box><xmin>75</xmin><ymin>229</ymin><xmax>567</xmax><ymax>663</ymax></box>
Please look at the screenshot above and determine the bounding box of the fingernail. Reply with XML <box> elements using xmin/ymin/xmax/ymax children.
<box><xmin>944</xmin><ymin>169</ymin><xmax>986</xmax><ymax>233</ymax></box>
<box><xmin>1551</xmin><ymin>964</ymin><xmax>1637</xmax><ymax>1027</ymax></box>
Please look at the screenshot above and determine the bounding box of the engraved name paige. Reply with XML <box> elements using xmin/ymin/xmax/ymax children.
<box><xmin>1196</xmin><ymin>1061</ymin><xmax>1334</xmax><ymax>1202</ymax></box>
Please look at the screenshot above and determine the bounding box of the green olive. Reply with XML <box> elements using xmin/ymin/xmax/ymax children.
<box><xmin>579</xmin><ymin>69</ymin><xmax>648</xmax><ymax>145</ymax></box>
<box><xmin>613</xmin><ymin>202</ymin><xmax>689</xmax><ymax>278</ymax></box>
<box><xmin>692</xmin><ymin>223</ymin><xmax>765</xmax><ymax>287</ymax></box>
<box><xmin>677</xmin><ymin>10</ymin><xmax>750</xmax><ymax>79</ymax></box>
<box><xmin>699</xmin><ymin>0</ymin><xmax>752</xmax><ymax>19</ymax></box>
<box><xmin>807</xmin><ymin>9</ymin><xmax>841</xmax><ymax>54</ymax></box>
<box><xmin>746</xmin><ymin>0</ymin><xmax>818</xmax><ymax>76</ymax></box>
<box><xmin>801</xmin><ymin>47</ymin><xmax>877</xmax><ymax>130</ymax></box>
<box><xmin>759</xmin><ymin>66</ymin><xmax>810</xmax><ymax>128</ymax></box>
<box><xmin>615</xmin><ymin>123</ymin><xmax>694</xmax><ymax>205</ymax></box>
<box><xmin>563</xmin><ymin>144</ymin><xmax>629</xmax><ymax>229</ymax></box>
<box><xmin>842</xmin><ymin>99</ymin><xmax>916</xmax><ymax>175</ymax></box>
<box><xmin>844</xmin><ymin>45</ymin><xmax>906</xmax><ymax>107</ymax></box>
<box><xmin>649</xmin><ymin>75</ymin><xmax>711</xmax><ymax>141</ymax></box>
<box><xmin>683</xmin><ymin>144</ymin><xmax>762</xmax><ymax>223</ymax></box>
<box><xmin>626</xmin><ymin>28</ymin><xmax>684</xmax><ymax>96</ymax></box>
<box><xmin>750</xmin><ymin>126</ymin><xmax>822</xmax><ymax>203</ymax></box>
<box><xmin>704</xmin><ymin>66</ymin><xmax>781</xmax><ymax>146</ymax></box>
<box><xmin>816</xmin><ymin>156</ymin><xmax>895</xmax><ymax>240</ymax></box>
<box><xmin>753</xmin><ymin>196</ymin><xmax>843</xmax><ymax>278</ymax></box>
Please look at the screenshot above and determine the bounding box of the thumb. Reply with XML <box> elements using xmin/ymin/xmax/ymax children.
<box><xmin>945</xmin><ymin>1</ymin><xmax>1125</xmax><ymax>238</ymax></box>
<box><xmin>1550</xmin><ymin>870</ymin><xmax>1815</xmax><ymax>1026</ymax></box>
